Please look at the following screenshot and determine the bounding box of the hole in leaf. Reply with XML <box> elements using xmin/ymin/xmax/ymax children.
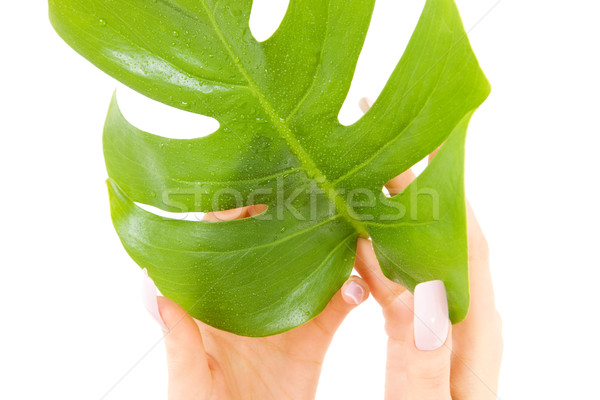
<box><xmin>338</xmin><ymin>0</ymin><xmax>425</xmax><ymax>126</ymax></box>
<box><xmin>135</xmin><ymin>203</ymin><xmax>268</xmax><ymax>222</ymax></box>
<box><xmin>382</xmin><ymin>186</ymin><xmax>392</xmax><ymax>198</ymax></box>
<box><xmin>116</xmin><ymin>85</ymin><xmax>219</xmax><ymax>139</ymax></box>
<box><xmin>410</xmin><ymin>156</ymin><xmax>429</xmax><ymax>178</ymax></box>
<box><xmin>249</xmin><ymin>0</ymin><xmax>290</xmax><ymax>42</ymax></box>
<box><xmin>135</xmin><ymin>202</ymin><xmax>206</xmax><ymax>221</ymax></box>
<box><xmin>204</xmin><ymin>205</ymin><xmax>269</xmax><ymax>222</ymax></box>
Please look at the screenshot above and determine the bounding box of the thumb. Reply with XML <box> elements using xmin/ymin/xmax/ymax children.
<box><xmin>385</xmin><ymin>280</ymin><xmax>453</xmax><ymax>400</ymax></box>
<box><xmin>307</xmin><ymin>276</ymin><xmax>370</xmax><ymax>337</ymax></box>
<box><xmin>142</xmin><ymin>270</ymin><xmax>212</xmax><ymax>400</ymax></box>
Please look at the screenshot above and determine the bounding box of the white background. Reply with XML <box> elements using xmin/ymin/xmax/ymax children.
<box><xmin>1</xmin><ymin>0</ymin><xmax>599</xmax><ymax>398</ymax></box>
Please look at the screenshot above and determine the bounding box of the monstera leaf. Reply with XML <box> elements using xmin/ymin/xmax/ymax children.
<box><xmin>49</xmin><ymin>0</ymin><xmax>489</xmax><ymax>336</ymax></box>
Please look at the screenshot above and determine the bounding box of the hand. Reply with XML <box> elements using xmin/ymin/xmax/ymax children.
<box><xmin>353</xmin><ymin>166</ymin><xmax>503</xmax><ymax>399</ymax></box>
<box><xmin>143</xmin><ymin>205</ymin><xmax>371</xmax><ymax>400</ymax></box>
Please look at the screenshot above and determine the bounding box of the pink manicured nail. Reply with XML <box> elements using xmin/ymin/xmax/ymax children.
<box><xmin>343</xmin><ymin>281</ymin><xmax>365</xmax><ymax>305</ymax></box>
<box><xmin>414</xmin><ymin>280</ymin><xmax>449</xmax><ymax>351</ymax></box>
<box><xmin>141</xmin><ymin>268</ymin><xmax>169</xmax><ymax>332</ymax></box>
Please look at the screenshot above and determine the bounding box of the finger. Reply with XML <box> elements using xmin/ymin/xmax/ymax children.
<box><xmin>203</xmin><ymin>205</ymin><xmax>263</xmax><ymax>222</ymax></box>
<box><xmin>142</xmin><ymin>270</ymin><xmax>212</xmax><ymax>399</ymax></box>
<box><xmin>426</xmin><ymin>139</ymin><xmax>496</xmax><ymax>320</ymax></box>
<box><xmin>385</xmin><ymin>170</ymin><xmax>416</xmax><ymax>196</ymax></box>
<box><xmin>429</xmin><ymin>147</ymin><xmax>440</xmax><ymax>162</ymax></box>
<box><xmin>159</xmin><ymin>297</ymin><xmax>213</xmax><ymax>400</ymax></box>
<box><xmin>247</xmin><ymin>203</ymin><xmax>268</xmax><ymax>217</ymax></box>
<box><xmin>464</xmin><ymin>202</ymin><xmax>495</xmax><ymax>319</ymax></box>
<box><xmin>385</xmin><ymin>281</ymin><xmax>453</xmax><ymax>400</ymax></box>
<box><xmin>359</xmin><ymin>97</ymin><xmax>373</xmax><ymax>113</ymax></box>
<box><xmin>203</xmin><ymin>206</ymin><xmax>250</xmax><ymax>222</ymax></box>
<box><xmin>450</xmin><ymin>203</ymin><xmax>502</xmax><ymax>400</ymax></box>
<box><xmin>308</xmin><ymin>275</ymin><xmax>370</xmax><ymax>337</ymax></box>
<box><xmin>425</xmin><ymin>139</ymin><xmax>496</xmax><ymax>320</ymax></box>
<box><xmin>428</xmin><ymin>140</ymin><xmax>502</xmax><ymax>397</ymax></box>
<box><xmin>354</xmin><ymin>238</ymin><xmax>406</xmax><ymax>308</ymax></box>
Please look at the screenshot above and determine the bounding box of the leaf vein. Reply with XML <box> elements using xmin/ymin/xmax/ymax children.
<box><xmin>333</xmin><ymin>53</ymin><xmax>452</xmax><ymax>186</ymax></box>
<box><xmin>130</xmin><ymin>214</ymin><xmax>341</xmax><ymax>255</ymax></box>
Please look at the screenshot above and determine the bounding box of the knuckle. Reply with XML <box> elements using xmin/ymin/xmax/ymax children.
<box><xmin>407</xmin><ymin>360</ymin><xmax>450</xmax><ymax>387</ymax></box>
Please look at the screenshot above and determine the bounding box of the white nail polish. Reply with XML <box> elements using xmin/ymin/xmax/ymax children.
<box><xmin>343</xmin><ymin>281</ymin><xmax>365</xmax><ymax>305</ymax></box>
<box><xmin>414</xmin><ymin>280</ymin><xmax>449</xmax><ymax>351</ymax></box>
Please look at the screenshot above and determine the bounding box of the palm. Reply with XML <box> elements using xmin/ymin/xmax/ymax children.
<box><xmin>195</xmin><ymin>315</ymin><xmax>338</xmax><ymax>399</ymax></box>
<box><xmin>158</xmin><ymin>243</ymin><xmax>366</xmax><ymax>400</ymax></box>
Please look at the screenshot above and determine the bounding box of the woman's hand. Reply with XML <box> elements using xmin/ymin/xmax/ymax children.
<box><xmin>143</xmin><ymin>98</ymin><xmax>501</xmax><ymax>400</ymax></box>
<box><xmin>353</xmin><ymin>168</ymin><xmax>503</xmax><ymax>399</ymax></box>
<box><xmin>143</xmin><ymin>205</ymin><xmax>370</xmax><ymax>400</ymax></box>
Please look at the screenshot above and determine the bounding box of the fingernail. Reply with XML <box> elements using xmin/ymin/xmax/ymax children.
<box><xmin>414</xmin><ymin>280</ymin><xmax>449</xmax><ymax>351</ymax></box>
<box><xmin>343</xmin><ymin>281</ymin><xmax>365</xmax><ymax>305</ymax></box>
<box><xmin>141</xmin><ymin>268</ymin><xmax>169</xmax><ymax>332</ymax></box>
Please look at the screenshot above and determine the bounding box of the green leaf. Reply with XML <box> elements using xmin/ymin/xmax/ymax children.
<box><xmin>49</xmin><ymin>0</ymin><xmax>490</xmax><ymax>336</ymax></box>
